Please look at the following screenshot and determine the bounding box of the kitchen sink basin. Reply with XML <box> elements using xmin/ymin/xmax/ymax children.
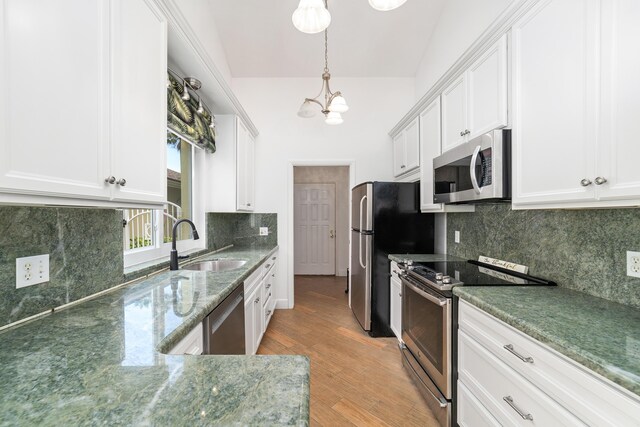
<box><xmin>182</xmin><ymin>259</ymin><xmax>247</xmax><ymax>272</ymax></box>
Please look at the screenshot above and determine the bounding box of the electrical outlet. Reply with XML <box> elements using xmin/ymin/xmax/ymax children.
<box><xmin>627</xmin><ymin>251</ymin><xmax>640</xmax><ymax>278</ymax></box>
<box><xmin>259</xmin><ymin>227</ymin><xmax>269</xmax><ymax>236</ymax></box>
<box><xmin>454</xmin><ymin>231</ymin><xmax>461</xmax><ymax>244</ymax></box>
<box><xmin>16</xmin><ymin>254</ymin><xmax>50</xmax><ymax>288</ymax></box>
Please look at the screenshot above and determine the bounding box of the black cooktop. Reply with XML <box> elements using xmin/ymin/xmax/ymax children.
<box><xmin>407</xmin><ymin>260</ymin><xmax>556</xmax><ymax>291</ymax></box>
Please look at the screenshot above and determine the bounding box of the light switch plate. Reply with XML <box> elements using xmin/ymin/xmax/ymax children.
<box><xmin>259</xmin><ymin>227</ymin><xmax>269</xmax><ymax>236</ymax></box>
<box><xmin>16</xmin><ymin>254</ymin><xmax>50</xmax><ymax>288</ymax></box>
<box><xmin>627</xmin><ymin>251</ymin><xmax>640</xmax><ymax>278</ymax></box>
<box><xmin>454</xmin><ymin>231</ymin><xmax>461</xmax><ymax>244</ymax></box>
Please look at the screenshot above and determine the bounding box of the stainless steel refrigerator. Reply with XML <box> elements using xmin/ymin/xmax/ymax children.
<box><xmin>350</xmin><ymin>181</ymin><xmax>434</xmax><ymax>337</ymax></box>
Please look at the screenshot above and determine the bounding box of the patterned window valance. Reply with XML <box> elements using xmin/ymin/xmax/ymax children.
<box><xmin>167</xmin><ymin>72</ymin><xmax>216</xmax><ymax>153</ymax></box>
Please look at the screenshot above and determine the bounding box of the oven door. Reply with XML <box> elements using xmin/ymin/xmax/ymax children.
<box><xmin>401</xmin><ymin>274</ymin><xmax>452</xmax><ymax>399</ymax></box>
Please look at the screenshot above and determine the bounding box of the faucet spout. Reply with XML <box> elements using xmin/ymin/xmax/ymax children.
<box><xmin>170</xmin><ymin>219</ymin><xmax>200</xmax><ymax>270</ymax></box>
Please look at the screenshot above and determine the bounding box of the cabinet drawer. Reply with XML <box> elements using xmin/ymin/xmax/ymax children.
<box><xmin>459</xmin><ymin>300</ymin><xmax>640</xmax><ymax>426</ymax></box>
<box><xmin>263</xmin><ymin>253</ymin><xmax>278</xmax><ymax>277</ymax></box>
<box><xmin>459</xmin><ymin>330</ymin><xmax>585</xmax><ymax>426</ymax></box>
<box><xmin>457</xmin><ymin>381</ymin><xmax>501</xmax><ymax>427</ymax></box>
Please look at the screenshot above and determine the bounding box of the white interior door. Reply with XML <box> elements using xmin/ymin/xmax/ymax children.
<box><xmin>294</xmin><ymin>183</ymin><xmax>336</xmax><ymax>275</ymax></box>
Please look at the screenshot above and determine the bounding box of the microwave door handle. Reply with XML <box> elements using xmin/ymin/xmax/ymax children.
<box><xmin>469</xmin><ymin>145</ymin><xmax>482</xmax><ymax>194</ymax></box>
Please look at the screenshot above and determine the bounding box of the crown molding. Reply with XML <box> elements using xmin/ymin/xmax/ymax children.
<box><xmin>389</xmin><ymin>0</ymin><xmax>541</xmax><ymax>137</ymax></box>
<box><xmin>155</xmin><ymin>0</ymin><xmax>259</xmax><ymax>137</ymax></box>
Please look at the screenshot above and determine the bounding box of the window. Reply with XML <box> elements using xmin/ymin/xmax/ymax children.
<box><xmin>123</xmin><ymin>133</ymin><xmax>203</xmax><ymax>267</ymax></box>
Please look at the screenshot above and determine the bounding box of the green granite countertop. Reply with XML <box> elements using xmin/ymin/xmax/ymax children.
<box><xmin>388</xmin><ymin>253</ymin><xmax>466</xmax><ymax>263</ymax></box>
<box><xmin>0</xmin><ymin>245</ymin><xmax>310</xmax><ymax>426</ymax></box>
<box><xmin>453</xmin><ymin>286</ymin><xmax>640</xmax><ymax>397</ymax></box>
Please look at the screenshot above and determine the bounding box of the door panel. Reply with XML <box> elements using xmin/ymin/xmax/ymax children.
<box><xmin>442</xmin><ymin>74</ymin><xmax>467</xmax><ymax>152</ymax></box>
<box><xmin>350</xmin><ymin>230</ymin><xmax>371</xmax><ymax>330</ymax></box>
<box><xmin>512</xmin><ymin>0</ymin><xmax>598</xmax><ymax>205</ymax></box>
<box><xmin>294</xmin><ymin>183</ymin><xmax>336</xmax><ymax>275</ymax></box>
<box><xmin>0</xmin><ymin>0</ymin><xmax>111</xmax><ymax>200</ymax></box>
<box><xmin>392</xmin><ymin>133</ymin><xmax>405</xmax><ymax>177</ymax></box>
<box><xmin>404</xmin><ymin>118</ymin><xmax>420</xmax><ymax>172</ymax></box>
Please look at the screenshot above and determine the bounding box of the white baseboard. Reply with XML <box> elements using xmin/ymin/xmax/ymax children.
<box><xmin>275</xmin><ymin>298</ymin><xmax>291</xmax><ymax>309</ymax></box>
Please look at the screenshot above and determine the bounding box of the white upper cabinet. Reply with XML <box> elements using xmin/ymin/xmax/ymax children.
<box><xmin>597</xmin><ymin>0</ymin><xmax>640</xmax><ymax>202</ymax></box>
<box><xmin>442</xmin><ymin>74</ymin><xmax>468</xmax><ymax>152</ymax></box>
<box><xmin>0</xmin><ymin>0</ymin><xmax>111</xmax><ymax>201</ymax></box>
<box><xmin>420</xmin><ymin>98</ymin><xmax>443</xmax><ymax>211</ymax></box>
<box><xmin>442</xmin><ymin>35</ymin><xmax>508</xmax><ymax>153</ymax></box>
<box><xmin>392</xmin><ymin>117</ymin><xmax>420</xmax><ymax>178</ymax></box>
<box><xmin>236</xmin><ymin>119</ymin><xmax>255</xmax><ymax>211</ymax></box>
<box><xmin>110</xmin><ymin>0</ymin><xmax>167</xmax><ymax>204</ymax></box>
<box><xmin>0</xmin><ymin>0</ymin><xmax>167</xmax><ymax>207</ymax></box>
<box><xmin>512</xmin><ymin>0</ymin><xmax>640</xmax><ymax>209</ymax></box>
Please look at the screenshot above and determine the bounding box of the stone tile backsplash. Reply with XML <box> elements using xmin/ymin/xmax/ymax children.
<box><xmin>207</xmin><ymin>213</ymin><xmax>277</xmax><ymax>250</ymax></box>
<box><xmin>0</xmin><ymin>206</ymin><xmax>123</xmax><ymax>327</ymax></box>
<box><xmin>447</xmin><ymin>203</ymin><xmax>640</xmax><ymax>308</ymax></box>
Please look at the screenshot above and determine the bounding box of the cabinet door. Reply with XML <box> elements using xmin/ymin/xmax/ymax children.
<box><xmin>245</xmin><ymin>133</ymin><xmax>255</xmax><ymax>211</ymax></box>
<box><xmin>389</xmin><ymin>275</ymin><xmax>402</xmax><ymax>340</ymax></box>
<box><xmin>511</xmin><ymin>0</ymin><xmax>599</xmax><ymax>206</ymax></box>
<box><xmin>597</xmin><ymin>0</ymin><xmax>640</xmax><ymax>202</ymax></box>
<box><xmin>467</xmin><ymin>35</ymin><xmax>508</xmax><ymax>140</ymax></box>
<box><xmin>404</xmin><ymin>118</ymin><xmax>420</xmax><ymax>173</ymax></box>
<box><xmin>244</xmin><ymin>285</ymin><xmax>258</xmax><ymax>355</ymax></box>
<box><xmin>110</xmin><ymin>0</ymin><xmax>167</xmax><ymax>205</ymax></box>
<box><xmin>253</xmin><ymin>281</ymin><xmax>264</xmax><ymax>352</ymax></box>
<box><xmin>420</xmin><ymin>98</ymin><xmax>444</xmax><ymax>212</ymax></box>
<box><xmin>236</xmin><ymin>118</ymin><xmax>248</xmax><ymax>210</ymax></box>
<box><xmin>0</xmin><ymin>0</ymin><xmax>111</xmax><ymax>201</ymax></box>
<box><xmin>392</xmin><ymin>133</ymin><xmax>406</xmax><ymax>177</ymax></box>
<box><xmin>441</xmin><ymin>74</ymin><xmax>468</xmax><ymax>152</ymax></box>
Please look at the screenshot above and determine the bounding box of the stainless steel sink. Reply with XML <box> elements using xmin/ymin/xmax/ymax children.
<box><xmin>182</xmin><ymin>259</ymin><xmax>247</xmax><ymax>272</ymax></box>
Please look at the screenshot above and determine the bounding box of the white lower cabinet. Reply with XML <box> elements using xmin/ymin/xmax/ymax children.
<box><xmin>167</xmin><ymin>322</ymin><xmax>203</xmax><ymax>356</ymax></box>
<box><xmin>458</xmin><ymin>300</ymin><xmax>640</xmax><ymax>426</ymax></box>
<box><xmin>244</xmin><ymin>251</ymin><xmax>278</xmax><ymax>355</ymax></box>
<box><xmin>389</xmin><ymin>262</ymin><xmax>402</xmax><ymax>340</ymax></box>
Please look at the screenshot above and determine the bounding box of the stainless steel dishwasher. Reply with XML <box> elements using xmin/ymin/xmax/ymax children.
<box><xmin>204</xmin><ymin>284</ymin><xmax>245</xmax><ymax>354</ymax></box>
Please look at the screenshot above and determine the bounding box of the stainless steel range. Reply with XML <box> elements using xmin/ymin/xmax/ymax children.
<box><xmin>398</xmin><ymin>258</ymin><xmax>555</xmax><ymax>427</ymax></box>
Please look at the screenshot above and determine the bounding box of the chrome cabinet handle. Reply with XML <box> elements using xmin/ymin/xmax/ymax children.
<box><xmin>116</xmin><ymin>178</ymin><xmax>127</xmax><ymax>187</ymax></box>
<box><xmin>466</xmin><ymin>129</ymin><xmax>471</xmax><ymax>135</ymax></box>
<box><xmin>272</xmin><ymin>257</ymin><xmax>276</xmax><ymax>261</ymax></box>
<box><xmin>105</xmin><ymin>176</ymin><xmax>116</xmax><ymax>184</ymax></box>
<box><xmin>594</xmin><ymin>176</ymin><xmax>607</xmax><ymax>185</ymax></box>
<box><xmin>399</xmin><ymin>292</ymin><xmax>402</xmax><ymax>297</ymax></box>
<box><xmin>460</xmin><ymin>131</ymin><xmax>464</xmax><ymax>137</ymax></box>
<box><xmin>247</xmin><ymin>203</ymin><xmax>251</xmax><ymax>207</ymax></box>
<box><xmin>254</xmin><ymin>297</ymin><xmax>260</xmax><ymax>304</ymax></box>
<box><xmin>266</xmin><ymin>284</ymin><xmax>271</xmax><ymax>289</ymax></box>
<box><xmin>265</xmin><ymin>264</ymin><xmax>271</xmax><ymax>269</ymax></box>
<box><xmin>400</xmin><ymin>165</ymin><xmax>406</xmax><ymax>169</ymax></box>
<box><xmin>503</xmin><ymin>396</ymin><xmax>533</xmax><ymax>421</ymax></box>
<box><xmin>580</xmin><ymin>178</ymin><xmax>592</xmax><ymax>187</ymax></box>
<box><xmin>503</xmin><ymin>344</ymin><xmax>534</xmax><ymax>363</ymax></box>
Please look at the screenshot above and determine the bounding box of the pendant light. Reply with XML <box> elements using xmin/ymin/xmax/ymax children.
<box><xmin>368</xmin><ymin>0</ymin><xmax>407</xmax><ymax>11</ymax></box>
<box><xmin>292</xmin><ymin>0</ymin><xmax>331</xmax><ymax>34</ymax></box>
<box><xmin>297</xmin><ymin>18</ymin><xmax>349</xmax><ymax>125</ymax></box>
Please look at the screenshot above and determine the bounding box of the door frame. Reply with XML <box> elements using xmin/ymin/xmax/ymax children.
<box><xmin>285</xmin><ymin>160</ymin><xmax>356</xmax><ymax>309</ymax></box>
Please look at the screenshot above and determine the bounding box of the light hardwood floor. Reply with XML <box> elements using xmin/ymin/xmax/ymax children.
<box><xmin>257</xmin><ymin>275</ymin><xmax>439</xmax><ymax>427</ymax></box>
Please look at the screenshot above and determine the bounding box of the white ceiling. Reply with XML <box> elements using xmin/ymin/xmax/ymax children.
<box><xmin>207</xmin><ymin>0</ymin><xmax>446</xmax><ymax>78</ymax></box>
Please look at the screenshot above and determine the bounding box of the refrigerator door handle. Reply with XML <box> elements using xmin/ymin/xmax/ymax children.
<box><xmin>359</xmin><ymin>195</ymin><xmax>367</xmax><ymax>231</ymax></box>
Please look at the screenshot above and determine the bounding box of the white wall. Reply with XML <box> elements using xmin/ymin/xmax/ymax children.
<box><xmin>172</xmin><ymin>0</ymin><xmax>232</xmax><ymax>86</ymax></box>
<box><xmin>231</xmin><ymin>77</ymin><xmax>414</xmax><ymax>307</ymax></box>
<box><xmin>414</xmin><ymin>0</ymin><xmax>514</xmax><ymax>99</ymax></box>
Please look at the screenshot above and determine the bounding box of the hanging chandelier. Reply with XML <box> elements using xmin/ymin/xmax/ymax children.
<box><xmin>297</xmin><ymin>23</ymin><xmax>349</xmax><ymax>125</ymax></box>
<box><xmin>292</xmin><ymin>0</ymin><xmax>408</xmax><ymax>34</ymax></box>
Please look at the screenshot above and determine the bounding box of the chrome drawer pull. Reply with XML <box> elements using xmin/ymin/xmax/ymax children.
<box><xmin>503</xmin><ymin>396</ymin><xmax>533</xmax><ymax>421</ymax></box>
<box><xmin>504</xmin><ymin>344</ymin><xmax>534</xmax><ymax>363</ymax></box>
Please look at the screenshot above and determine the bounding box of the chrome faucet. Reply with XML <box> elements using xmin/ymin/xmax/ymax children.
<box><xmin>170</xmin><ymin>219</ymin><xmax>200</xmax><ymax>271</ymax></box>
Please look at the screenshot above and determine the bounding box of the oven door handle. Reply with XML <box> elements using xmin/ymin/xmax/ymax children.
<box><xmin>470</xmin><ymin>145</ymin><xmax>482</xmax><ymax>194</ymax></box>
<box><xmin>402</xmin><ymin>276</ymin><xmax>449</xmax><ymax>307</ymax></box>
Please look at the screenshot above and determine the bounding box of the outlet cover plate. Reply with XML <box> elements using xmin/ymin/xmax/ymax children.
<box><xmin>627</xmin><ymin>251</ymin><xmax>640</xmax><ymax>278</ymax></box>
<box><xmin>16</xmin><ymin>254</ymin><xmax>50</xmax><ymax>288</ymax></box>
<box><xmin>454</xmin><ymin>231</ymin><xmax>461</xmax><ymax>244</ymax></box>
<box><xmin>259</xmin><ymin>227</ymin><xmax>269</xmax><ymax>236</ymax></box>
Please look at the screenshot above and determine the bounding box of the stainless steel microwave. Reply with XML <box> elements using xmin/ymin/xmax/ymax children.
<box><xmin>433</xmin><ymin>129</ymin><xmax>511</xmax><ymax>204</ymax></box>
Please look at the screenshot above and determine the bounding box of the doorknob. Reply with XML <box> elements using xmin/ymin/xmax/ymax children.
<box><xmin>329</xmin><ymin>230</ymin><xmax>335</xmax><ymax>239</ymax></box>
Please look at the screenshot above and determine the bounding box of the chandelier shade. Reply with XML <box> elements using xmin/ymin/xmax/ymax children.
<box><xmin>368</xmin><ymin>0</ymin><xmax>407</xmax><ymax>11</ymax></box>
<box><xmin>325</xmin><ymin>111</ymin><xmax>343</xmax><ymax>125</ymax></box>
<box><xmin>329</xmin><ymin>94</ymin><xmax>349</xmax><ymax>113</ymax></box>
<box><xmin>292</xmin><ymin>0</ymin><xmax>331</xmax><ymax>34</ymax></box>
